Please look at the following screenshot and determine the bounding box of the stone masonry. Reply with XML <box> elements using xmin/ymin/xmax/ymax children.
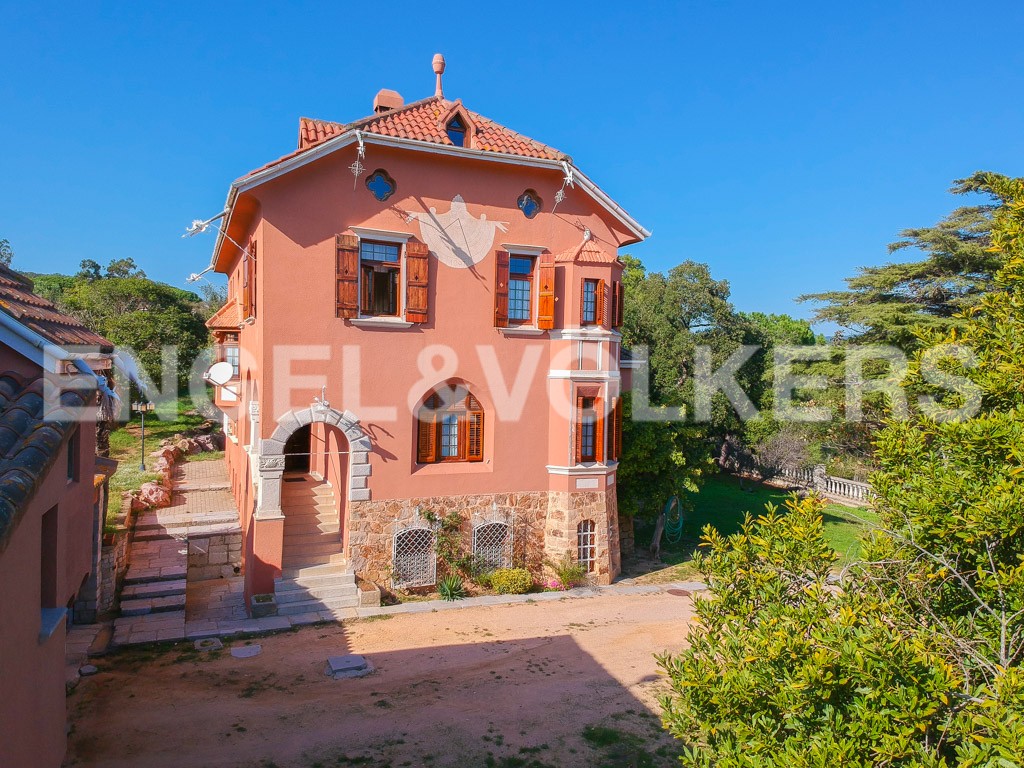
<box><xmin>348</xmin><ymin>487</ymin><xmax>619</xmax><ymax>588</ymax></box>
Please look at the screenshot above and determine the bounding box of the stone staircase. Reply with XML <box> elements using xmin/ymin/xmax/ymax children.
<box><xmin>276</xmin><ymin>476</ymin><xmax>358</xmax><ymax>617</ymax></box>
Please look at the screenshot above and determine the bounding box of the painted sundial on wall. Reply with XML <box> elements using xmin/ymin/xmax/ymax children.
<box><xmin>405</xmin><ymin>195</ymin><xmax>508</xmax><ymax>269</ymax></box>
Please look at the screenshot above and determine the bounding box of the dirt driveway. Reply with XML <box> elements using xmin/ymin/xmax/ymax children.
<box><xmin>66</xmin><ymin>589</ymin><xmax>695</xmax><ymax>768</ymax></box>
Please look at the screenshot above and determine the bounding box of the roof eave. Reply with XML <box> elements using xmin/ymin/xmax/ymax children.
<box><xmin>210</xmin><ymin>131</ymin><xmax>651</xmax><ymax>268</ymax></box>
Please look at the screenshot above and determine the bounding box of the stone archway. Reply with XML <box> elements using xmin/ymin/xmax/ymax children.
<box><xmin>255</xmin><ymin>406</ymin><xmax>372</xmax><ymax>521</ymax></box>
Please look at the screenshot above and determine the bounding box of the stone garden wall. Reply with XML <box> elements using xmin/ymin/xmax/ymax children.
<box><xmin>187</xmin><ymin>532</ymin><xmax>243</xmax><ymax>581</ymax></box>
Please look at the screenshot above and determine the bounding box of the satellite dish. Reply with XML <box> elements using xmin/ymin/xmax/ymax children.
<box><xmin>205</xmin><ymin>362</ymin><xmax>235</xmax><ymax>386</ymax></box>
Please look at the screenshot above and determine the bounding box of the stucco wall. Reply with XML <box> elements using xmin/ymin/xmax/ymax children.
<box><xmin>0</xmin><ymin>425</ymin><xmax>96</xmax><ymax>768</ymax></box>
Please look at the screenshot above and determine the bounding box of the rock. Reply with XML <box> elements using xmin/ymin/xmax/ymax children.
<box><xmin>230</xmin><ymin>644</ymin><xmax>262</xmax><ymax>659</ymax></box>
<box><xmin>152</xmin><ymin>457</ymin><xmax>172</xmax><ymax>474</ymax></box>
<box><xmin>79</xmin><ymin>664</ymin><xmax>99</xmax><ymax>677</ymax></box>
<box><xmin>194</xmin><ymin>638</ymin><xmax>223</xmax><ymax>651</ymax></box>
<box><xmin>195</xmin><ymin>434</ymin><xmax>221</xmax><ymax>452</ymax></box>
<box><xmin>138</xmin><ymin>482</ymin><xmax>171</xmax><ymax>509</ymax></box>
<box><xmin>325</xmin><ymin>654</ymin><xmax>373</xmax><ymax>679</ymax></box>
<box><xmin>129</xmin><ymin>494</ymin><xmax>147</xmax><ymax>513</ymax></box>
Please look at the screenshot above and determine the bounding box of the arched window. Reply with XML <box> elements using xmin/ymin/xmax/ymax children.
<box><xmin>577</xmin><ymin>520</ymin><xmax>596</xmax><ymax>573</ymax></box>
<box><xmin>417</xmin><ymin>385</ymin><xmax>484</xmax><ymax>463</ymax></box>
<box><xmin>446</xmin><ymin>115</ymin><xmax>467</xmax><ymax>147</ymax></box>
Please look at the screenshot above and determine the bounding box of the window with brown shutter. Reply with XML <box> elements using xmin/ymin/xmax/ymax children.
<box><xmin>610</xmin><ymin>397</ymin><xmax>623</xmax><ymax>461</ymax></box>
<box><xmin>242</xmin><ymin>240</ymin><xmax>256</xmax><ymax>319</ymax></box>
<box><xmin>493</xmin><ymin>250</ymin><xmax>510</xmax><ymax>327</ymax></box>
<box><xmin>537</xmin><ymin>253</ymin><xmax>555</xmax><ymax>330</ymax></box>
<box><xmin>335</xmin><ymin>234</ymin><xmax>359</xmax><ymax>318</ymax></box>
<box><xmin>405</xmin><ymin>241</ymin><xmax>430</xmax><ymax>323</ymax></box>
<box><xmin>611</xmin><ymin>280</ymin><xmax>623</xmax><ymax>328</ymax></box>
<box><xmin>417</xmin><ymin>387</ymin><xmax>485</xmax><ymax>463</ymax></box>
<box><xmin>581</xmin><ymin>279</ymin><xmax>599</xmax><ymax>325</ymax></box>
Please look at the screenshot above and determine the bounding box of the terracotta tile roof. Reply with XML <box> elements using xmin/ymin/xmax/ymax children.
<box><xmin>553</xmin><ymin>238</ymin><xmax>618</xmax><ymax>264</ymax></box>
<box><xmin>0</xmin><ymin>265</ymin><xmax>114</xmax><ymax>351</ymax></box>
<box><xmin>0</xmin><ymin>370</ymin><xmax>96</xmax><ymax>554</ymax></box>
<box><xmin>242</xmin><ymin>96</ymin><xmax>568</xmax><ymax>181</ymax></box>
<box><xmin>298</xmin><ymin>117</ymin><xmax>346</xmax><ymax>150</ymax></box>
<box><xmin>205</xmin><ymin>299</ymin><xmax>242</xmax><ymax>331</ymax></box>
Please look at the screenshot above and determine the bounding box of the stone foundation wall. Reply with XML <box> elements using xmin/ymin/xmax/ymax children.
<box><xmin>618</xmin><ymin>513</ymin><xmax>635</xmax><ymax>559</ymax></box>
<box><xmin>94</xmin><ymin>493</ymin><xmax>136</xmax><ymax>617</ymax></box>
<box><xmin>187</xmin><ymin>532</ymin><xmax>243</xmax><ymax>581</ymax></box>
<box><xmin>544</xmin><ymin>487</ymin><xmax>620</xmax><ymax>584</ymax></box>
<box><xmin>347</xmin><ymin>487</ymin><xmax>619</xmax><ymax>588</ymax></box>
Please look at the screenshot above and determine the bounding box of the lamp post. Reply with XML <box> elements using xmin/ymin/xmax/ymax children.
<box><xmin>132</xmin><ymin>401</ymin><xmax>155</xmax><ymax>471</ymax></box>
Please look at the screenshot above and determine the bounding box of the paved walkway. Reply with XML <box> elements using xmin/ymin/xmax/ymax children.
<box><xmin>112</xmin><ymin>461</ymin><xmax>241</xmax><ymax>646</ymax></box>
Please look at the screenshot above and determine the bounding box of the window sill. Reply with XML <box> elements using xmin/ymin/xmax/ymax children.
<box><xmin>413</xmin><ymin>461</ymin><xmax>493</xmax><ymax>476</ymax></box>
<box><xmin>545</xmin><ymin>463</ymin><xmax>618</xmax><ymax>476</ymax></box>
<box><xmin>350</xmin><ymin>317</ymin><xmax>414</xmax><ymax>329</ymax></box>
<box><xmin>499</xmin><ymin>326</ymin><xmax>547</xmax><ymax>337</ymax></box>
<box><xmin>39</xmin><ymin>607</ymin><xmax>66</xmax><ymax>644</ymax></box>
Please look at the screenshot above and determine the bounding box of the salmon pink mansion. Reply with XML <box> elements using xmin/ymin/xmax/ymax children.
<box><xmin>203</xmin><ymin>55</ymin><xmax>650</xmax><ymax>612</ymax></box>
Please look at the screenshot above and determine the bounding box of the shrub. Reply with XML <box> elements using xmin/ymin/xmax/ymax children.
<box><xmin>545</xmin><ymin>552</ymin><xmax>587</xmax><ymax>590</ymax></box>
<box><xmin>473</xmin><ymin>569</ymin><xmax>494</xmax><ymax>589</ymax></box>
<box><xmin>490</xmin><ymin>568</ymin><xmax>533</xmax><ymax>595</ymax></box>
<box><xmin>437</xmin><ymin>574</ymin><xmax>466</xmax><ymax>601</ymax></box>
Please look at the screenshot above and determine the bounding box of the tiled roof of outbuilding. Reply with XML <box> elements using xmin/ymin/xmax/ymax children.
<box><xmin>0</xmin><ymin>371</ymin><xmax>96</xmax><ymax>554</ymax></box>
<box><xmin>0</xmin><ymin>265</ymin><xmax>114</xmax><ymax>351</ymax></box>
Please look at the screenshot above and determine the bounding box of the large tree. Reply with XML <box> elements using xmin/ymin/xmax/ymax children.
<box><xmin>0</xmin><ymin>238</ymin><xmax>13</xmax><ymax>267</ymax></box>
<box><xmin>658</xmin><ymin>173</ymin><xmax>1024</xmax><ymax>766</ymax></box>
<box><xmin>799</xmin><ymin>172</ymin><xmax>1008</xmax><ymax>349</ymax></box>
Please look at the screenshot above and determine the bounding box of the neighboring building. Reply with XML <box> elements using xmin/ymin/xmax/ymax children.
<box><xmin>0</xmin><ymin>265</ymin><xmax>115</xmax><ymax>768</ymax></box>
<box><xmin>205</xmin><ymin>55</ymin><xmax>649</xmax><ymax>612</ymax></box>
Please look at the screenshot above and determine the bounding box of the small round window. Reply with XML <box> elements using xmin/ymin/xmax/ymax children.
<box><xmin>517</xmin><ymin>189</ymin><xmax>542</xmax><ymax>219</ymax></box>
<box><xmin>366</xmin><ymin>169</ymin><xmax>396</xmax><ymax>201</ymax></box>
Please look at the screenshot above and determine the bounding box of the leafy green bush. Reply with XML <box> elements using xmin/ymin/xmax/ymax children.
<box><xmin>473</xmin><ymin>569</ymin><xmax>494</xmax><ymax>589</ymax></box>
<box><xmin>490</xmin><ymin>568</ymin><xmax>533</xmax><ymax>595</ymax></box>
<box><xmin>437</xmin><ymin>574</ymin><xmax>465</xmax><ymax>601</ymax></box>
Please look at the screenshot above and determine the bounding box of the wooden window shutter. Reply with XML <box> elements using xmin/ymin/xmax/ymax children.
<box><xmin>242</xmin><ymin>240</ymin><xmax>255</xmax><ymax>318</ymax></box>
<box><xmin>467</xmin><ymin>410</ymin><xmax>484</xmax><ymax>462</ymax></box>
<box><xmin>493</xmin><ymin>250</ymin><xmax>510</xmax><ymax>327</ymax></box>
<box><xmin>335</xmin><ymin>234</ymin><xmax>359</xmax><ymax>318</ymax></box>
<box><xmin>417</xmin><ymin>412</ymin><xmax>438</xmax><ymax>463</ymax></box>
<box><xmin>537</xmin><ymin>253</ymin><xmax>555</xmax><ymax>330</ymax></box>
<box><xmin>573</xmin><ymin>394</ymin><xmax>585</xmax><ymax>464</ymax></box>
<box><xmin>579</xmin><ymin>279</ymin><xmax>586</xmax><ymax>325</ymax></box>
<box><xmin>611</xmin><ymin>280</ymin><xmax>623</xmax><ymax>328</ymax></box>
<box><xmin>596</xmin><ymin>280</ymin><xmax>607</xmax><ymax>328</ymax></box>
<box><xmin>595</xmin><ymin>399</ymin><xmax>606</xmax><ymax>463</ymax></box>
<box><xmin>405</xmin><ymin>241</ymin><xmax>430</xmax><ymax>323</ymax></box>
<box><xmin>611</xmin><ymin>397</ymin><xmax>623</xmax><ymax>461</ymax></box>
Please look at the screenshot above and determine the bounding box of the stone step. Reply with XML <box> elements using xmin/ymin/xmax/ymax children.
<box><xmin>275</xmin><ymin>583</ymin><xmax>359</xmax><ymax>605</ymax></box>
<box><xmin>282</xmin><ymin>552</ymin><xmax>347</xmax><ymax>569</ymax></box>
<box><xmin>276</xmin><ymin>570</ymin><xmax>356</xmax><ymax>590</ymax></box>
<box><xmin>279</xmin><ymin>561</ymin><xmax>350</xmax><ymax>580</ymax></box>
<box><xmin>276</xmin><ymin>595</ymin><xmax>360</xmax><ymax>616</ymax></box>
<box><xmin>284</xmin><ymin>541</ymin><xmax>345</xmax><ymax>557</ymax></box>
<box><xmin>124</xmin><ymin>565</ymin><xmax>187</xmax><ymax>585</ymax></box>
<box><xmin>282</xmin><ymin>509</ymin><xmax>337</xmax><ymax>522</ymax></box>
<box><xmin>120</xmin><ymin>592</ymin><xmax>186</xmax><ymax>616</ymax></box>
<box><xmin>121</xmin><ymin>579</ymin><xmax>187</xmax><ymax>600</ymax></box>
<box><xmin>283</xmin><ymin>518</ymin><xmax>339</xmax><ymax>533</ymax></box>
<box><xmin>284</xmin><ymin>530</ymin><xmax>342</xmax><ymax>546</ymax></box>
<box><xmin>136</xmin><ymin>511</ymin><xmax>239</xmax><ymax>529</ymax></box>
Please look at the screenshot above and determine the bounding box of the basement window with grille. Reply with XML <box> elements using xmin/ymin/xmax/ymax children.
<box><xmin>472</xmin><ymin>521</ymin><xmax>512</xmax><ymax>570</ymax></box>
<box><xmin>393</xmin><ymin>527</ymin><xmax>436</xmax><ymax>588</ymax></box>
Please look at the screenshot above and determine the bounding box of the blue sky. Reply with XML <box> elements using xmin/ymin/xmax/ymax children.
<box><xmin>2</xmin><ymin>1</ymin><xmax>1022</xmax><ymax>325</ymax></box>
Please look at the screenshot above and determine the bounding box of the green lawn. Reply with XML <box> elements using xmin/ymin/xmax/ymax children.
<box><xmin>105</xmin><ymin>395</ymin><xmax>215</xmax><ymax>527</ymax></box>
<box><xmin>632</xmin><ymin>474</ymin><xmax>879</xmax><ymax>583</ymax></box>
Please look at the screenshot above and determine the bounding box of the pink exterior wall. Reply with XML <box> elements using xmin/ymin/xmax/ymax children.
<box><xmin>0</xmin><ymin>349</ymin><xmax>98</xmax><ymax>768</ymax></box>
<box><xmin>213</xmin><ymin>139</ymin><xmax>636</xmax><ymax>596</ymax></box>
